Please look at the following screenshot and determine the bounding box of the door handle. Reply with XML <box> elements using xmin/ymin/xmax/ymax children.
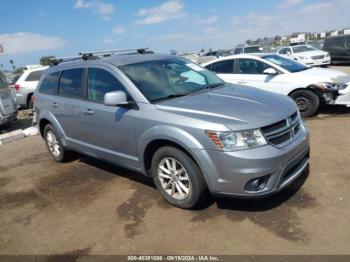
<box><xmin>52</xmin><ymin>102</ymin><xmax>59</xmax><ymax>108</ymax></box>
<box><xmin>238</xmin><ymin>80</ymin><xmax>247</xmax><ymax>84</ymax></box>
<box><xmin>83</xmin><ymin>109</ymin><xmax>95</xmax><ymax>115</ymax></box>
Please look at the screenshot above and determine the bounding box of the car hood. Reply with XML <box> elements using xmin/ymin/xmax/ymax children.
<box><xmin>297</xmin><ymin>50</ymin><xmax>327</xmax><ymax>57</ymax></box>
<box><xmin>155</xmin><ymin>84</ymin><xmax>297</xmax><ymax>130</ymax></box>
<box><xmin>292</xmin><ymin>67</ymin><xmax>349</xmax><ymax>83</ymax></box>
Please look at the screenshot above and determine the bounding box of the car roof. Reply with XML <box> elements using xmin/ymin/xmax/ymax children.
<box><xmin>52</xmin><ymin>53</ymin><xmax>175</xmax><ymax>70</ymax></box>
<box><xmin>202</xmin><ymin>53</ymin><xmax>273</xmax><ymax>64</ymax></box>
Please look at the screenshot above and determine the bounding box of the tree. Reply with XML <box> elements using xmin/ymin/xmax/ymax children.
<box><xmin>14</xmin><ymin>67</ymin><xmax>25</xmax><ymax>75</ymax></box>
<box><xmin>246</xmin><ymin>39</ymin><xmax>252</xmax><ymax>45</ymax></box>
<box><xmin>9</xmin><ymin>59</ymin><xmax>15</xmax><ymax>70</ymax></box>
<box><xmin>40</xmin><ymin>56</ymin><xmax>55</xmax><ymax>66</ymax></box>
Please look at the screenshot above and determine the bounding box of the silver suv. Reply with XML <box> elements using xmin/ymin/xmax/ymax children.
<box><xmin>34</xmin><ymin>49</ymin><xmax>310</xmax><ymax>209</ymax></box>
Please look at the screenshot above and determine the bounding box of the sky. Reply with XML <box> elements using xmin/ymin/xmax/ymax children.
<box><xmin>1</xmin><ymin>0</ymin><xmax>350</xmax><ymax>69</ymax></box>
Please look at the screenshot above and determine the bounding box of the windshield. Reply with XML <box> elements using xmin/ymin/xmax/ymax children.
<box><xmin>292</xmin><ymin>45</ymin><xmax>318</xmax><ymax>53</ymax></box>
<box><xmin>244</xmin><ymin>46</ymin><xmax>262</xmax><ymax>53</ymax></box>
<box><xmin>0</xmin><ymin>72</ymin><xmax>9</xmax><ymax>89</ymax></box>
<box><xmin>262</xmin><ymin>54</ymin><xmax>308</xmax><ymax>73</ymax></box>
<box><xmin>118</xmin><ymin>58</ymin><xmax>225</xmax><ymax>102</ymax></box>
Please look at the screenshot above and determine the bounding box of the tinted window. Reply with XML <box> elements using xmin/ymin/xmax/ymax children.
<box><xmin>88</xmin><ymin>68</ymin><xmax>125</xmax><ymax>102</ymax></box>
<box><xmin>234</xmin><ymin>48</ymin><xmax>243</xmax><ymax>54</ymax></box>
<box><xmin>244</xmin><ymin>46</ymin><xmax>262</xmax><ymax>53</ymax></box>
<box><xmin>292</xmin><ymin>45</ymin><xmax>318</xmax><ymax>53</ymax></box>
<box><xmin>206</xmin><ymin>60</ymin><xmax>234</xmax><ymax>74</ymax></box>
<box><xmin>0</xmin><ymin>72</ymin><xmax>8</xmax><ymax>89</ymax></box>
<box><xmin>39</xmin><ymin>72</ymin><xmax>60</xmax><ymax>95</ymax></box>
<box><xmin>238</xmin><ymin>59</ymin><xmax>270</xmax><ymax>74</ymax></box>
<box><xmin>58</xmin><ymin>69</ymin><xmax>84</xmax><ymax>99</ymax></box>
<box><xmin>25</xmin><ymin>70</ymin><xmax>44</xmax><ymax>81</ymax></box>
<box><xmin>279</xmin><ymin>48</ymin><xmax>290</xmax><ymax>54</ymax></box>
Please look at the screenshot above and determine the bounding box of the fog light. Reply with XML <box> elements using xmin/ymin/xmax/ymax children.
<box><xmin>245</xmin><ymin>175</ymin><xmax>270</xmax><ymax>192</ymax></box>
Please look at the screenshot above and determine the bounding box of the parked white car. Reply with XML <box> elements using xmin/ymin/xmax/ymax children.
<box><xmin>13</xmin><ymin>66</ymin><xmax>48</xmax><ymax>108</ymax></box>
<box><xmin>277</xmin><ymin>45</ymin><xmax>330</xmax><ymax>67</ymax></box>
<box><xmin>203</xmin><ymin>54</ymin><xmax>350</xmax><ymax>117</ymax></box>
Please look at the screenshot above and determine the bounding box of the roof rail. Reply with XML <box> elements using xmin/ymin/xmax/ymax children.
<box><xmin>78</xmin><ymin>48</ymin><xmax>149</xmax><ymax>57</ymax></box>
<box><xmin>50</xmin><ymin>48</ymin><xmax>150</xmax><ymax>65</ymax></box>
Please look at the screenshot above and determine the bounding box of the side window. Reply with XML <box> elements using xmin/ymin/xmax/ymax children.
<box><xmin>206</xmin><ymin>60</ymin><xmax>234</xmax><ymax>74</ymax></box>
<box><xmin>238</xmin><ymin>59</ymin><xmax>270</xmax><ymax>74</ymax></box>
<box><xmin>39</xmin><ymin>72</ymin><xmax>60</xmax><ymax>95</ymax></box>
<box><xmin>25</xmin><ymin>70</ymin><xmax>44</xmax><ymax>82</ymax></box>
<box><xmin>58</xmin><ymin>68</ymin><xmax>84</xmax><ymax>99</ymax></box>
<box><xmin>87</xmin><ymin>68</ymin><xmax>126</xmax><ymax>102</ymax></box>
<box><xmin>279</xmin><ymin>48</ymin><xmax>287</xmax><ymax>54</ymax></box>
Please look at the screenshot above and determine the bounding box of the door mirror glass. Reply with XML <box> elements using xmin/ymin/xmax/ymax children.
<box><xmin>104</xmin><ymin>91</ymin><xmax>128</xmax><ymax>106</ymax></box>
<box><xmin>263</xmin><ymin>68</ymin><xmax>278</xmax><ymax>75</ymax></box>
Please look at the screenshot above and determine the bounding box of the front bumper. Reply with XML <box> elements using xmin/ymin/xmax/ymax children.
<box><xmin>303</xmin><ymin>57</ymin><xmax>331</xmax><ymax>66</ymax></box>
<box><xmin>193</xmin><ymin>125</ymin><xmax>310</xmax><ymax>198</ymax></box>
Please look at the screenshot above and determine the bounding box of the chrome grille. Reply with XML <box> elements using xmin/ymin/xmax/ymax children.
<box><xmin>261</xmin><ymin>112</ymin><xmax>301</xmax><ymax>146</ymax></box>
<box><xmin>311</xmin><ymin>55</ymin><xmax>324</xmax><ymax>60</ymax></box>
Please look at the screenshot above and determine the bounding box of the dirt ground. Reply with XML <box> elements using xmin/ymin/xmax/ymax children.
<box><xmin>0</xmin><ymin>111</ymin><xmax>349</xmax><ymax>255</ymax></box>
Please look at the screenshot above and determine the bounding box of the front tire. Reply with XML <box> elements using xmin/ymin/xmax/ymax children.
<box><xmin>44</xmin><ymin>124</ymin><xmax>70</xmax><ymax>162</ymax></box>
<box><xmin>151</xmin><ymin>146</ymin><xmax>208</xmax><ymax>209</ymax></box>
<box><xmin>290</xmin><ymin>90</ymin><xmax>320</xmax><ymax>117</ymax></box>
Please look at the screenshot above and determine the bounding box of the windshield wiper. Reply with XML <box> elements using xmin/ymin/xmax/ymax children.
<box><xmin>151</xmin><ymin>93</ymin><xmax>188</xmax><ymax>103</ymax></box>
<box><xmin>189</xmin><ymin>82</ymin><xmax>227</xmax><ymax>96</ymax></box>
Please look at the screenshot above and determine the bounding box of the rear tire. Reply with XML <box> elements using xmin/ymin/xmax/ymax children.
<box><xmin>290</xmin><ymin>90</ymin><xmax>320</xmax><ymax>117</ymax></box>
<box><xmin>43</xmin><ymin>124</ymin><xmax>70</xmax><ymax>162</ymax></box>
<box><xmin>151</xmin><ymin>146</ymin><xmax>208</xmax><ymax>209</ymax></box>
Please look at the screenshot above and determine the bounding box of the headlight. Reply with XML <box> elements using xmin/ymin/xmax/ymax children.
<box><xmin>206</xmin><ymin>129</ymin><xmax>267</xmax><ymax>151</ymax></box>
<box><xmin>314</xmin><ymin>82</ymin><xmax>347</xmax><ymax>91</ymax></box>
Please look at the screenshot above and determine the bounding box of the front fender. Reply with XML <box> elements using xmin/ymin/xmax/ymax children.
<box><xmin>38</xmin><ymin>110</ymin><xmax>68</xmax><ymax>147</ymax></box>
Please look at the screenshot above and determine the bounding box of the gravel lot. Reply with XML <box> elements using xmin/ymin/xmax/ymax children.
<box><xmin>0</xmin><ymin>65</ymin><xmax>349</xmax><ymax>256</ymax></box>
<box><xmin>0</xmin><ymin>114</ymin><xmax>349</xmax><ymax>255</ymax></box>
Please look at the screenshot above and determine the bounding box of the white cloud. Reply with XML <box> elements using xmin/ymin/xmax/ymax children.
<box><xmin>144</xmin><ymin>0</ymin><xmax>350</xmax><ymax>54</ymax></box>
<box><xmin>230</xmin><ymin>0</ymin><xmax>350</xmax><ymax>42</ymax></box>
<box><xmin>74</xmin><ymin>0</ymin><xmax>115</xmax><ymax>20</ymax></box>
<box><xmin>112</xmin><ymin>26</ymin><xmax>125</xmax><ymax>34</ymax></box>
<box><xmin>196</xmin><ymin>15</ymin><xmax>219</xmax><ymax>25</ymax></box>
<box><xmin>279</xmin><ymin>0</ymin><xmax>303</xmax><ymax>9</ymax></box>
<box><xmin>135</xmin><ymin>1</ymin><xmax>186</xmax><ymax>25</ymax></box>
<box><xmin>0</xmin><ymin>32</ymin><xmax>66</xmax><ymax>55</ymax></box>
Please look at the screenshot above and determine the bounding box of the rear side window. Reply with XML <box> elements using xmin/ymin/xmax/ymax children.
<box><xmin>39</xmin><ymin>72</ymin><xmax>60</xmax><ymax>95</ymax></box>
<box><xmin>87</xmin><ymin>68</ymin><xmax>125</xmax><ymax>102</ymax></box>
<box><xmin>238</xmin><ymin>59</ymin><xmax>270</xmax><ymax>74</ymax></box>
<box><xmin>25</xmin><ymin>70</ymin><xmax>44</xmax><ymax>81</ymax></box>
<box><xmin>206</xmin><ymin>60</ymin><xmax>234</xmax><ymax>74</ymax></box>
<box><xmin>58</xmin><ymin>69</ymin><xmax>84</xmax><ymax>99</ymax></box>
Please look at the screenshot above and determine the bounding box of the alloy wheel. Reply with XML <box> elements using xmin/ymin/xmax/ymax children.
<box><xmin>157</xmin><ymin>157</ymin><xmax>191</xmax><ymax>200</ymax></box>
<box><xmin>46</xmin><ymin>130</ymin><xmax>61</xmax><ymax>157</ymax></box>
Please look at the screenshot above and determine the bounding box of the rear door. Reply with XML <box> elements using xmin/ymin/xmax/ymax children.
<box><xmin>55</xmin><ymin>68</ymin><xmax>86</xmax><ymax>140</ymax></box>
<box><xmin>205</xmin><ymin>59</ymin><xmax>235</xmax><ymax>83</ymax></box>
<box><xmin>0</xmin><ymin>72</ymin><xmax>16</xmax><ymax>116</ymax></box>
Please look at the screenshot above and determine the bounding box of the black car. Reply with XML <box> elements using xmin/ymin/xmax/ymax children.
<box><xmin>323</xmin><ymin>35</ymin><xmax>350</xmax><ymax>63</ymax></box>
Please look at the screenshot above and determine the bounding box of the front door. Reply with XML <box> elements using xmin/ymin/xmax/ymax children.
<box><xmin>78</xmin><ymin>67</ymin><xmax>137</xmax><ymax>167</ymax></box>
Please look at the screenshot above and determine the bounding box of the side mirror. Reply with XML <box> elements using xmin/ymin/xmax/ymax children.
<box><xmin>286</xmin><ymin>51</ymin><xmax>291</xmax><ymax>55</ymax></box>
<box><xmin>104</xmin><ymin>91</ymin><xmax>130</xmax><ymax>107</ymax></box>
<box><xmin>263</xmin><ymin>68</ymin><xmax>278</xmax><ymax>75</ymax></box>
